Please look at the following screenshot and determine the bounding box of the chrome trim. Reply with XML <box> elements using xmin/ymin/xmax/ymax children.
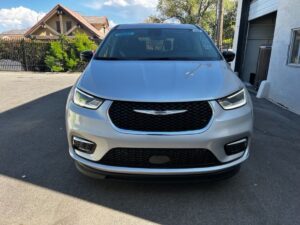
<box><xmin>133</xmin><ymin>109</ymin><xmax>188</xmax><ymax>116</ymax></box>
<box><xmin>106</xmin><ymin>101</ymin><xmax>215</xmax><ymax>136</ymax></box>
<box><xmin>226</xmin><ymin>138</ymin><xmax>248</xmax><ymax>146</ymax></box>
<box><xmin>72</xmin><ymin>136</ymin><xmax>95</xmax><ymax>145</ymax></box>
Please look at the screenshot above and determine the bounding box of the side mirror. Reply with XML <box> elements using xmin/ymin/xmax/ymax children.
<box><xmin>80</xmin><ymin>50</ymin><xmax>94</xmax><ymax>62</ymax></box>
<box><xmin>222</xmin><ymin>51</ymin><xmax>235</xmax><ymax>63</ymax></box>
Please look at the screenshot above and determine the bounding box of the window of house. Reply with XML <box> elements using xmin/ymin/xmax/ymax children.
<box><xmin>289</xmin><ymin>28</ymin><xmax>300</xmax><ymax>65</ymax></box>
<box><xmin>66</xmin><ymin>21</ymin><xmax>72</xmax><ymax>32</ymax></box>
<box><xmin>56</xmin><ymin>21</ymin><xmax>61</xmax><ymax>33</ymax></box>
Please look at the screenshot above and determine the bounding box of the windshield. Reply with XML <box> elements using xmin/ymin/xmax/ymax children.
<box><xmin>95</xmin><ymin>28</ymin><xmax>222</xmax><ymax>61</ymax></box>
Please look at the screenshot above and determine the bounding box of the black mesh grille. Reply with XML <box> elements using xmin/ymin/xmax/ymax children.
<box><xmin>109</xmin><ymin>101</ymin><xmax>212</xmax><ymax>132</ymax></box>
<box><xmin>99</xmin><ymin>148</ymin><xmax>221</xmax><ymax>168</ymax></box>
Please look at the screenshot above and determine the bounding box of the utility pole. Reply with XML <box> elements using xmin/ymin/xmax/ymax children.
<box><xmin>217</xmin><ymin>0</ymin><xmax>224</xmax><ymax>49</ymax></box>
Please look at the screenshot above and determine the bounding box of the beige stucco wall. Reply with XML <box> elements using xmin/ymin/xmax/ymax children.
<box><xmin>33</xmin><ymin>27</ymin><xmax>55</xmax><ymax>36</ymax></box>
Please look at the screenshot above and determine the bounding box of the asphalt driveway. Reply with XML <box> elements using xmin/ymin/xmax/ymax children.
<box><xmin>0</xmin><ymin>72</ymin><xmax>299</xmax><ymax>225</ymax></box>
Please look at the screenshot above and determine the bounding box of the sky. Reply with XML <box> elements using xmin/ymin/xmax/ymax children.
<box><xmin>0</xmin><ymin>0</ymin><xmax>159</xmax><ymax>32</ymax></box>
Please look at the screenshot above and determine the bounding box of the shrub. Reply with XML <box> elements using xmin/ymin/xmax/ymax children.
<box><xmin>45</xmin><ymin>33</ymin><xmax>97</xmax><ymax>72</ymax></box>
<box><xmin>45</xmin><ymin>41</ymin><xmax>66</xmax><ymax>72</ymax></box>
<box><xmin>72</xmin><ymin>32</ymin><xmax>97</xmax><ymax>53</ymax></box>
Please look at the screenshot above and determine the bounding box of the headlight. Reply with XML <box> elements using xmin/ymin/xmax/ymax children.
<box><xmin>218</xmin><ymin>89</ymin><xmax>246</xmax><ymax>110</ymax></box>
<box><xmin>73</xmin><ymin>88</ymin><xmax>103</xmax><ymax>109</ymax></box>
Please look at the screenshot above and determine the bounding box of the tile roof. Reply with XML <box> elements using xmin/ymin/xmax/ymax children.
<box><xmin>82</xmin><ymin>16</ymin><xmax>108</xmax><ymax>25</ymax></box>
<box><xmin>1</xmin><ymin>28</ymin><xmax>28</xmax><ymax>35</ymax></box>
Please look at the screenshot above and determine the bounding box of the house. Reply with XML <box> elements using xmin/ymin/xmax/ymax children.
<box><xmin>0</xmin><ymin>29</ymin><xmax>28</xmax><ymax>40</ymax></box>
<box><xmin>232</xmin><ymin>0</ymin><xmax>300</xmax><ymax>115</ymax></box>
<box><xmin>24</xmin><ymin>4</ymin><xmax>109</xmax><ymax>41</ymax></box>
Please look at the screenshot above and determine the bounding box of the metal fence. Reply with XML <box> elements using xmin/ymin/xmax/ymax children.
<box><xmin>0</xmin><ymin>39</ymin><xmax>52</xmax><ymax>71</ymax></box>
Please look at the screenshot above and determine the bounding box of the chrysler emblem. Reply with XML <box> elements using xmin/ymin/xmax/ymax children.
<box><xmin>133</xmin><ymin>109</ymin><xmax>187</xmax><ymax>116</ymax></box>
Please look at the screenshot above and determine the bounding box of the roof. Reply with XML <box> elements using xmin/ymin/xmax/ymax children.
<box><xmin>115</xmin><ymin>23</ymin><xmax>198</xmax><ymax>30</ymax></box>
<box><xmin>25</xmin><ymin>4</ymin><xmax>107</xmax><ymax>38</ymax></box>
<box><xmin>83</xmin><ymin>16</ymin><xmax>108</xmax><ymax>26</ymax></box>
<box><xmin>1</xmin><ymin>28</ymin><xmax>28</xmax><ymax>35</ymax></box>
<box><xmin>64</xmin><ymin>7</ymin><xmax>105</xmax><ymax>37</ymax></box>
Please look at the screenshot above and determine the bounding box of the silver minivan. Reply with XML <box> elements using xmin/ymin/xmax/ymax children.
<box><xmin>66</xmin><ymin>24</ymin><xmax>253</xmax><ymax>180</ymax></box>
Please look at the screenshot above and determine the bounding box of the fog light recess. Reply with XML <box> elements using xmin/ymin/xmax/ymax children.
<box><xmin>225</xmin><ymin>138</ymin><xmax>248</xmax><ymax>155</ymax></box>
<box><xmin>72</xmin><ymin>137</ymin><xmax>96</xmax><ymax>154</ymax></box>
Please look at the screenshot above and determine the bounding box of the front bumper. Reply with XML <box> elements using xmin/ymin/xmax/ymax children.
<box><xmin>66</xmin><ymin>95</ymin><xmax>253</xmax><ymax>176</ymax></box>
<box><xmin>75</xmin><ymin>161</ymin><xmax>241</xmax><ymax>181</ymax></box>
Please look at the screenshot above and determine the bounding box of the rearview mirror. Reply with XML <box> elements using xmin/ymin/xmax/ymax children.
<box><xmin>222</xmin><ymin>51</ymin><xmax>235</xmax><ymax>63</ymax></box>
<box><xmin>80</xmin><ymin>50</ymin><xmax>94</xmax><ymax>62</ymax></box>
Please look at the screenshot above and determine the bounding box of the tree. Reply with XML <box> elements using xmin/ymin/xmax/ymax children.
<box><xmin>223</xmin><ymin>0</ymin><xmax>238</xmax><ymax>48</ymax></box>
<box><xmin>145</xmin><ymin>0</ymin><xmax>217</xmax><ymax>36</ymax></box>
<box><xmin>145</xmin><ymin>15</ymin><xmax>164</xmax><ymax>23</ymax></box>
<box><xmin>158</xmin><ymin>0</ymin><xmax>217</xmax><ymax>24</ymax></box>
<box><xmin>145</xmin><ymin>0</ymin><xmax>237</xmax><ymax>47</ymax></box>
<box><xmin>45</xmin><ymin>32</ymin><xmax>97</xmax><ymax>72</ymax></box>
<box><xmin>216</xmin><ymin>0</ymin><xmax>224</xmax><ymax>48</ymax></box>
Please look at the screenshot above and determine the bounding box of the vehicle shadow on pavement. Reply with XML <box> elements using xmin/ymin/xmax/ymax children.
<box><xmin>0</xmin><ymin>87</ymin><xmax>300</xmax><ymax>225</ymax></box>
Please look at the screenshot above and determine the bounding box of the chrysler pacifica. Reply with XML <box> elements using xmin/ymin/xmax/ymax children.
<box><xmin>66</xmin><ymin>24</ymin><xmax>253</xmax><ymax>180</ymax></box>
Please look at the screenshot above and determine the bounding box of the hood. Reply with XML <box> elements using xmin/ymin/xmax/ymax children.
<box><xmin>78</xmin><ymin>60</ymin><xmax>243</xmax><ymax>102</ymax></box>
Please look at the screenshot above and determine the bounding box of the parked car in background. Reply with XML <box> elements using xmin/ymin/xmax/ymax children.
<box><xmin>66</xmin><ymin>24</ymin><xmax>253</xmax><ymax>180</ymax></box>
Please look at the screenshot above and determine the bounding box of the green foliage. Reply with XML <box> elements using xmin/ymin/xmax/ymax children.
<box><xmin>157</xmin><ymin>0</ymin><xmax>218</xmax><ymax>25</ymax></box>
<box><xmin>45</xmin><ymin>38</ymin><xmax>66</xmax><ymax>72</ymax></box>
<box><xmin>146</xmin><ymin>0</ymin><xmax>238</xmax><ymax>47</ymax></box>
<box><xmin>72</xmin><ymin>32</ymin><xmax>97</xmax><ymax>53</ymax></box>
<box><xmin>223</xmin><ymin>0</ymin><xmax>237</xmax><ymax>47</ymax></box>
<box><xmin>45</xmin><ymin>32</ymin><xmax>97</xmax><ymax>72</ymax></box>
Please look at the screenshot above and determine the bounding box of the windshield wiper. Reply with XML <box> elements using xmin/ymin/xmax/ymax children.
<box><xmin>94</xmin><ymin>57</ymin><xmax>206</xmax><ymax>61</ymax></box>
<box><xmin>135</xmin><ymin>57</ymin><xmax>201</xmax><ymax>60</ymax></box>
<box><xmin>94</xmin><ymin>57</ymin><xmax>125</xmax><ymax>60</ymax></box>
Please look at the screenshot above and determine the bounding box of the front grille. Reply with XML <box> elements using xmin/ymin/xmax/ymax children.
<box><xmin>99</xmin><ymin>148</ymin><xmax>221</xmax><ymax>168</ymax></box>
<box><xmin>109</xmin><ymin>101</ymin><xmax>212</xmax><ymax>132</ymax></box>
